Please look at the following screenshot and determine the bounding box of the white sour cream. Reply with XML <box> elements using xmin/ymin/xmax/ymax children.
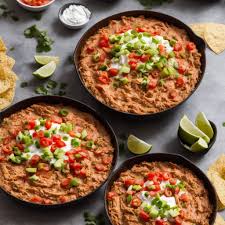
<box><xmin>61</xmin><ymin>5</ymin><xmax>91</xmax><ymax>26</ymax></box>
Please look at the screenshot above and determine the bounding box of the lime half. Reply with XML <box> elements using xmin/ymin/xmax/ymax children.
<box><xmin>127</xmin><ymin>134</ymin><xmax>152</xmax><ymax>155</ymax></box>
<box><xmin>179</xmin><ymin>115</ymin><xmax>210</xmax><ymax>145</ymax></box>
<box><xmin>33</xmin><ymin>61</ymin><xmax>56</xmax><ymax>79</ymax></box>
<box><xmin>34</xmin><ymin>55</ymin><xmax>60</xmax><ymax>65</ymax></box>
<box><xmin>190</xmin><ymin>137</ymin><xmax>208</xmax><ymax>152</ymax></box>
<box><xmin>195</xmin><ymin>112</ymin><xmax>214</xmax><ymax>139</ymax></box>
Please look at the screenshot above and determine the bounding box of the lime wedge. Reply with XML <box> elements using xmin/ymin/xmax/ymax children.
<box><xmin>34</xmin><ymin>55</ymin><xmax>60</xmax><ymax>65</ymax></box>
<box><xmin>127</xmin><ymin>134</ymin><xmax>152</xmax><ymax>155</ymax></box>
<box><xmin>33</xmin><ymin>61</ymin><xmax>56</xmax><ymax>79</ymax></box>
<box><xmin>195</xmin><ymin>112</ymin><xmax>214</xmax><ymax>139</ymax></box>
<box><xmin>179</xmin><ymin>115</ymin><xmax>210</xmax><ymax>145</ymax></box>
<box><xmin>190</xmin><ymin>138</ymin><xmax>208</xmax><ymax>152</ymax></box>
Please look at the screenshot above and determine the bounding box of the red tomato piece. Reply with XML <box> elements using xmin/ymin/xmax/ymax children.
<box><xmin>40</xmin><ymin>137</ymin><xmax>53</xmax><ymax>147</ymax></box>
<box><xmin>71</xmin><ymin>163</ymin><xmax>82</xmax><ymax>170</ymax></box>
<box><xmin>139</xmin><ymin>210</ymin><xmax>150</xmax><ymax>222</ymax></box>
<box><xmin>0</xmin><ymin>156</ymin><xmax>5</xmax><ymax>161</ymax></box>
<box><xmin>149</xmin><ymin>80</ymin><xmax>157</xmax><ymax>90</ymax></box>
<box><xmin>186</xmin><ymin>42</ymin><xmax>196</xmax><ymax>51</ymax></box>
<box><xmin>147</xmin><ymin>172</ymin><xmax>155</xmax><ymax>180</ymax></box>
<box><xmin>68</xmin><ymin>130</ymin><xmax>76</xmax><ymax>137</ymax></box>
<box><xmin>2</xmin><ymin>136</ymin><xmax>11</xmax><ymax>145</ymax></box>
<box><xmin>58</xmin><ymin>196</ymin><xmax>67</xmax><ymax>203</ymax></box>
<box><xmin>155</xmin><ymin>219</ymin><xmax>165</xmax><ymax>225</ymax></box>
<box><xmin>52</xmin><ymin>134</ymin><xmax>61</xmax><ymax>142</ymax></box>
<box><xmin>174</xmin><ymin>217</ymin><xmax>183</xmax><ymax>225</ymax></box>
<box><xmin>162</xmin><ymin>172</ymin><xmax>170</xmax><ymax>180</ymax></box>
<box><xmin>38</xmin><ymin>130</ymin><xmax>44</xmax><ymax>138</ymax></box>
<box><xmin>26</xmin><ymin>120</ymin><xmax>36</xmax><ymax>130</ymax></box>
<box><xmin>173</xmin><ymin>43</ymin><xmax>182</xmax><ymax>51</ymax></box>
<box><xmin>45</xmin><ymin>120</ymin><xmax>52</xmax><ymax>130</ymax></box>
<box><xmin>174</xmin><ymin>186</ymin><xmax>180</xmax><ymax>194</ymax></box>
<box><xmin>124</xmin><ymin>178</ymin><xmax>135</xmax><ymax>187</ymax></box>
<box><xmin>169</xmin><ymin>178</ymin><xmax>177</xmax><ymax>185</ymax></box>
<box><xmin>108</xmin><ymin>68</ymin><xmax>119</xmax><ymax>77</ymax></box>
<box><xmin>32</xmin><ymin>132</ymin><xmax>38</xmax><ymax>138</ymax></box>
<box><xmin>30</xmin><ymin>155</ymin><xmax>40</xmax><ymax>166</ymax></box>
<box><xmin>176</xmin><ymin>76</ymin><xmax>185</xmax><ymax>87</ymax></box>
<box><xmin>95</xmin><ymin>164</ymin><xmax>105</xmax><ymax>171</ymax></box>
<box><xmin>140</xmin><ymin>54</ymin><xmax>150</xmax><ymax>62</ymax></box>
<box><xmin>136</xmin><ymin>27</ymin><xmax>146</xmax><ymax>32</ymax></box>
<box><xmin>30</xmin><ymin>196</ymin><xmax>43</xmax><ymax>203</ymax></box>
<box><xmin>16</xmin><ymin>143</ymin><xmax>24</xmax><ymax>151</ymax></box>
<box><xmin>107</xmin><ymin>192</ymin><xmax>116</xmax><ymax>201</ymax></box>
<box><xmin>180</xmin><ymin>193</ymin><xmax>189</xmax><ymax>202</ymax></box>
<box><xmin>158</xmin><ymin>44</ymin><xmax>165</xmax><ymax>54</ymax></box>
<box><xmin>164</xmin><ymin>187</ymin><xmax>173</xmax><ymax>197</ymax></box>
<box><xmin>152</xmin><ymin>31</ymin><xmax>160</xmax><ymax>36</ymax></box>
<box><xmin>61</xmin><ymin>178</ymin><xmax>71</xmax><ymax>188</ymax></box>
<box><xmin>169</xmin><ymin>90</ymin><xmax>178</xmax><ymax>99</ymax></box>
<box><xmin>55</xmin><ymin>140</ymin><xmax>66</xmax><ymax>148</ymax></box>
<box><xmin>50</xmin><ymin>144</ymin><xmax>57</xmax><ymax>152</ymax></box>
<box><xmin>129</xmin><ymin>61</ymin><xmax>137</xmax><ymax>70</ymax></box>
<box><xmin>102</xmin><ymin>156</ymin><xmax>112</xmax><ymax>165</ymax></box>
<box><xmin>99</xmin><ymin>38</ymin><xmax>109</xmax><ymax>48</ymax></box>
<box><xmin>178</xmin><ymin>65</ymin><xmax>186</xmax><ymax>74</ymax></box>
<box><xmin>2</xmin><ymin>147</ymin><xmax>12</xmax><ymax>155</ymax></box>
<box><xmin>86</xmin><ymin>47</ymin><xmax>95</xmax><ymax>53</ymax></box>
<box><xmin>98</xmin><ymin>72</ymin><xmax>110</xmax><ymax>84</ymax></box>
<box><xmin>130</xmin><ymin>198</ymin><xmax>142</xmax><ymax>208</ymax></box>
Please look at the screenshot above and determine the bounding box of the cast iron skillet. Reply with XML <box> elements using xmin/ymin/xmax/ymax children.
<box><xmin>0</xmin><ymin>96</ymin><xmax>119</xmax><ymax>208</ymax></box>
<box><xmin>74</xmin><ymin>10</ymin><xmax>206</xmax><ymax>118</ymax></box>
<box><xmin>104</xmin><ymin>153</ymin><xmax>217</xmax><ymax>225</ymax></box>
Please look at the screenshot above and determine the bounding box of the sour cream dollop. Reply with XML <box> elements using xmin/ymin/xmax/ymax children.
<box><xmin>61</xmin><ymin>4</ymin><xmax>91</xmax><ymax>26</ymax></box>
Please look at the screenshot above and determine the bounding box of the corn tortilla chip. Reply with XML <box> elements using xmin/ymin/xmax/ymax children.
<box><xmin>205</xmin><ymin>23</ymin><xmax>225</xmax><ymax>54</ymax></box>
<box><xmin>0</xmin><ymin>38</ymin><xmax>7</xmax><ymax>52</ymax></box>
<box><xmin>215</xmin><ymin>213</ymin><xmax>225</xmax><ymax>225</ymax></box>
<box><xmin>0</xmin><ymin>79</ymin><xmax>11</xmax><ymax>94</ymax></box>
<box><xmin>0</xmin><ymin>83</ymin><xmax>16</xmax><ymax>111</ymax></box>
<box><xmin>189</xmin><ymin>23</ymin><xmax>208</xmax><ymax>39</ymax></box>
<box><xmin>0</xmin><ymin>53</ymin><xmax>15</xmax><ymax>69</ymax></box>
<box><xmin>208</xmin><ymin>154</ymin><xmax>225</xmax><ymax>178</ymax></box>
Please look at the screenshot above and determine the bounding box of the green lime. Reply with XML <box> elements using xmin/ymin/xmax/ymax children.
<box><xmin>127</xmin><ymin>134</ymin><xmax>152</xmax><ymax>155</ymax></box>
<box><xmin>195</xmin><ymin>112</ymin><xmax>214</xmax><ymax>139</ymax></box>
<box><xmin>179</xmin><ymin>115</ymin><xmax>210</xmax><ymax>145</ymax></box>
<box><xmin>190</xmin><ymin>137</ymin><xmax>208</xmax><ymax>152</ymax></box>
<box><xmin>34</xmin><ymin>55</ymin><xmax>60</xmax><ymax>65</ymax></box>
<box><xmin>33</xmin><ymin>61</ymin><xmax>56</xmax><ymax>79</ymax></box>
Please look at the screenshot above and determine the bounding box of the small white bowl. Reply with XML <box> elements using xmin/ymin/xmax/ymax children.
<box><xmin>16</xmin><ymin>0</ymin><xmax>55</xmax><ymax>12</ymax></box>
<box><xmin>58</xmin><ymin>3</ymin><xmax>92</xmax><ymax>30</ymax></box>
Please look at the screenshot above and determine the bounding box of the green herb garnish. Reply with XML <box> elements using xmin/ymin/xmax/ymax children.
<box><xmin>46</xmin><ymin>80</ymin><xmax>57</xmax><ymax>89</ymax></box>
<box><xmin>20</xmin><ymin>82</ymin><xmax>28</xmax><ymax>88</ymax></box>
<box><xmin>35</xmin><ymin>85</ymin><xmax>48</xmax><ymax>95</ymax></box>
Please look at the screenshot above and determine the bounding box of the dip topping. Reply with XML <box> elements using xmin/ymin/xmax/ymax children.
<box><xmin>61</xmin><ymin>4</ymin><xmax>91</xmax><ymax>26</ymax></box>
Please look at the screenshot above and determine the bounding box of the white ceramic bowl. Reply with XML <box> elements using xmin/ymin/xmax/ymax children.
<box><xmin>16</xmin><ymin>0</ymin><xmax>55</xmax><ymax>12</ymax></box>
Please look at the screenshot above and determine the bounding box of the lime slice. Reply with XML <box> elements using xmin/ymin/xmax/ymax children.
<box><xmin>195</xmin><ymin>112</ymin><xmax>214</xmax><ymax>139</ymax></box>
<box><xmin>190</xmin><ymin>138</ymin><xmax>208</xmax><ymax>152</ymax></box>
<box><xmin>179</xmin><ymin>115</ymin><xmax>210</xmax><ymax>145</ymax></box>
<box><xmin>33</xmin><ymin>61</ymin><xmax>56</xmax><ymax>79</ymax></box>
<box><xmin>34</xmin><ymin>55</ymin><xmax>60</xmax><ymax>65</ymax></box>
<box><xmin>127</xmin><ymin>134</ymin><xmax>152</xmax><ymax>155</ymax></box>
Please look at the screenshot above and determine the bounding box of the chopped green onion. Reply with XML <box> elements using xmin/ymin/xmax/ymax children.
<box><xmin>59</xmin><ymin>108</ymin><xmax>69</xmax><ymax>117</ymax></box>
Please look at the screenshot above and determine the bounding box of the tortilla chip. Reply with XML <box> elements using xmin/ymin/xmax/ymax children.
<box><xmin>207</xmin><ymin>170</ymin><xmax>225</xmax><ymax>209</ymax></box>
<box><xmin>0</xmin><ymin>53</ymin><xmax>15</xmax><ymax>69</ymax></box>
<box><xmin>0</xmin><ymin>38</ymin><xmax>6</xmax><ymax>52</ymax></box>
<box><xmin>215</xmin><ymin>213</ymin><xmax>225</xmax><ymax>225</ymax></box>
<box><xmin>0</xmin><ymin>83</ymin><xmax>16</xmax><ymax>110</ymax></box>
<box><xmin>0</xmin><ymin>79</ymin><xmax>11</xmax><ymax>94</ymax></box>
<box><xmin>208</xmin><ymin>154</ymin><xmax>225</xmax><ymax>178</ymax></box>
<box><xmin>204</xmin><ymin>23</ymin><xmax>225</xmax><ymax>54</ymax></box>
<box><xmin>189</xmin><ymin>23</ymin><xmax>207</xmax><ymax>39</ymax></box>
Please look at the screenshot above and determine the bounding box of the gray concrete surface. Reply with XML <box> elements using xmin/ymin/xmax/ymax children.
<box><xmin>0</xmin><ymin>0</ymin><xmax>225</xmax><ymax>224</ymax></box>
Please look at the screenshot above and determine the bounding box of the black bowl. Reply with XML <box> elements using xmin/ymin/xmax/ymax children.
<box><xmin>0</xmin><ymin>96</ymin><xmax>119</xmax><ymax>208</ymax></box>
<box><xmin>104</xmin><ymin>153</ymin><xmax>217</xmax><ymax>225</ymax></box>
<box><xmin>74</xmin><ymin>10</ymin><xmax>206</xmax><ymax>118</ymax></box>
<box><xmin>177</xmin><ymin>120</ymin><xmax>217</xmax><ymax>154</ymax></box>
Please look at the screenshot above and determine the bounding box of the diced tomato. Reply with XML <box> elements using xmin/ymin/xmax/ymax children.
<box><xmin>52</xmin><ymin>134</ymin><xmax>61</xmax><ymax>142</ymax></box>
<box><xmin>30</xmin><ymin>196</ymin><xmax>43</xmax><ymax>204</ymax></box>
<box><xmin>173</xmin><ymin>43</ymin><xmax>182</xmax><ymax>51</ymax></box>
<box><xmin>136</xmin><ymin>27</ymin><xmax>146</xmax><ymax>32</ymax></box>
<box><xmin>169</xmin><ymin>90</ymin><xmax>178</xmax><ymax>99</ymax></box>
<box><xmin>2</xmin><ymin>147</ymin><xmax>12</xmax><ymax>155</ymax></box>
<box><xmin>147</xmin><ymin>172</ymin><xmax>155</xmax><ymax>181</ymax></box>
<box><xmin>158</xmin><ymin>44</ymin><xmax>165</xmax><ymax>55</ymax></box>
<box><xmin>169</xmin><ymin>178</ymin><xmax>177</xmax><ymax>185</ymax></box>
<box><xmin>155</xmin><ymin>219</ymin><xmax>165</xmax><ymax>225</ymax></box>
<box><xmin>45</xmin><ymin>120</ymin><xmax>52</xmax><ymax>130</ymax></box>
<box><xmin>180</xmin><ymin>193</ymin><xmax>189</xmax><ymax>202</ymax></box>
<box><xmin>99</xmin><ymin>36</ymin><xmax>109</xmax><ymax>48</ymax></box>
<box><xmin>0</xmin><ymin>156</ymin><xmax>5</xmax><ymax>161</ymax></box>
<box><xmin>139</xmin><ymin>210</ymin><xmax>150</xmax><ymax>222</ymax></box>
<box><xmin>68</xmin><ymin>130</ymin><xmax>76</xmax><ymax>137</ymax></box>
<box><xmin>107</xmin><ymin>192</ymin><xmax>116</xmax><ymax>201</ymax></box>
<box><xmin>32</xmin><ymin>132</ymin><xmax>38</xmax><ymax>138</ymax></box>
<box><xmin>140</xmin><ymin>54</ymin><xmax>150</xmax><ymax>62</ymax></box>
<box><xmin>130</xmin><ymin>198</ymin><xmax>142</xmax><ymax>208</ymax></box>
<box><xmin>61</xmin><ymin>178</ymin><xmax>71</xmax><ymax>188</ymax></box>
<box><xmin>26</xmin><ymin>120</ymin><xmax>36</xmax><ymax>130</ymax></box>
<box><xmin>30</xmin><ymin>155</ymin><xmax>40</xmax><ymax>166</ymax></box>
<box><xmin>95</xmin><ymin>164</ymin><xmax>105</xmax><ymax>171</ymax></box>
<box><xmin>51</xmin><ymin>116</ymin><xmax>63</xmax><ymax>124</ymax></box>
<box><xmin>86</xmin><ymin>46</ymin><xmax>95</xmax><ymax>53</ymax></box>
<box><xmin>50</xmin><ymin>144</ymin><xmax>57</xmax><ymax>152</ymax></box>
<box><xmin>2</xmin><ymin>136</ymin><xmax>12</xmax><ymax>145</ymax></box>
<box><xmin>176</xmin><ymin>76</ymin><xmax>185</xmax><ymax>87</ymax></box>
<box><xmin>68</xmin><ymin>154</ymin><xmax>75</xmax><ymax>163</ymax></box>
<box><xmin>40</xmin><ymin>137</ymin><xmax>52</xmax><ymax>147</ymax></box>
<box><xmin>149</xmin><ymin>191</ymin><xmax>157</xmax><ymax>197</ymax></box>
<box><xmin>10</xmin><ymin>129</ymin><xmax>20</xmax><ymax>138</ymax></box>
<box><xmin>108</xmin><ymin>68</ymin><xmax>119</xmax><ymax>77</ymax></box>
<box><xmin>174</xmin><ymin>217</ymin><xmax>183</xmax><ymax>225</ymax></box>
<box><xmin>164</xmin><ymin>188</ymin><xmax>173</xmax><ymax>197</ymax></box>
<box><xmin>186</xmin><ymin>42</ymin><xmax>196</xmax><ymax>51</ymax></box>
<box><xmin>149</xmin><ymin>80</ymin><xmax>157</xmax><ymax>90</ymax></box>
<box><xmin>102</xmin><ymin>156</ymin><xmax>112</xmax><ymax>165</ymax></box>
<box><xmin>58</xmin><ymin>196</ymin><xmax>67</xmax><ymax>203</ymax></box>
<box><xmin>16</xmin><ymin>143</ymin><xmax>24</xmax><ymax>151</ymax></box>
<box><xmin>178</xmin><ymin>65</ymin><xmax>186</xmax><ymax>74</ymax></box>
<box><xmin>162</xmin><ymin>172</ymin><xmax>170</xmax><ymax>180</ymax></box>
<box><xmin>38</xmin><ymin>130</ymin><xmax>44</xmax><ymax>138</ymax></box>
<box><xmin>71</xmin><ymin>163</ymin><xmax>82</xmax><ymax>170</ymax></box>
<box><xmin>151</xmin><ymin>30</ymin><xmax>160</xmax><ymax>36</ymax></box>
<box><xmin>154</xmin><ymin>184</ymin><xmax>161</xmax><ymax>191</ymax></box>
<box><xmin>128</xmin><ymin>52</ymin><xmax>140</xmax><ymax>60</ymax></box>
<box><xmin>124</xmin><ymin>178</ymin><xmax>135</xmax><ymax>187</ymax></box>
<box><xmin>98</xmin><ymin>72</ymin><xmax>110</xmax><ymax>84</ymax></box>
<box><xmin>129</xmin><ymin>61</ymin><xmax>137</xmax><ymax>70</ymax></box>
<box><xmin>55</xmin><ymin>140</ymin><xmax>66</xmax><ymax>148</ymax></box>
<box><xmin>100</xmin><ymin>53</ymin><xmax>106</xmax><ymax>62</ymax></box>
<box><xmin>174</xmin><ymin>186</ymin><xmax>180</xmax><ymax>194</ymax></box>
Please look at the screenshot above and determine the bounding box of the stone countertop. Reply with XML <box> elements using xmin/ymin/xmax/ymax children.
<box><xmin>0</xmin><ymin>0</ymin><xmax>224</xmax><ymax>224</ymax></box>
